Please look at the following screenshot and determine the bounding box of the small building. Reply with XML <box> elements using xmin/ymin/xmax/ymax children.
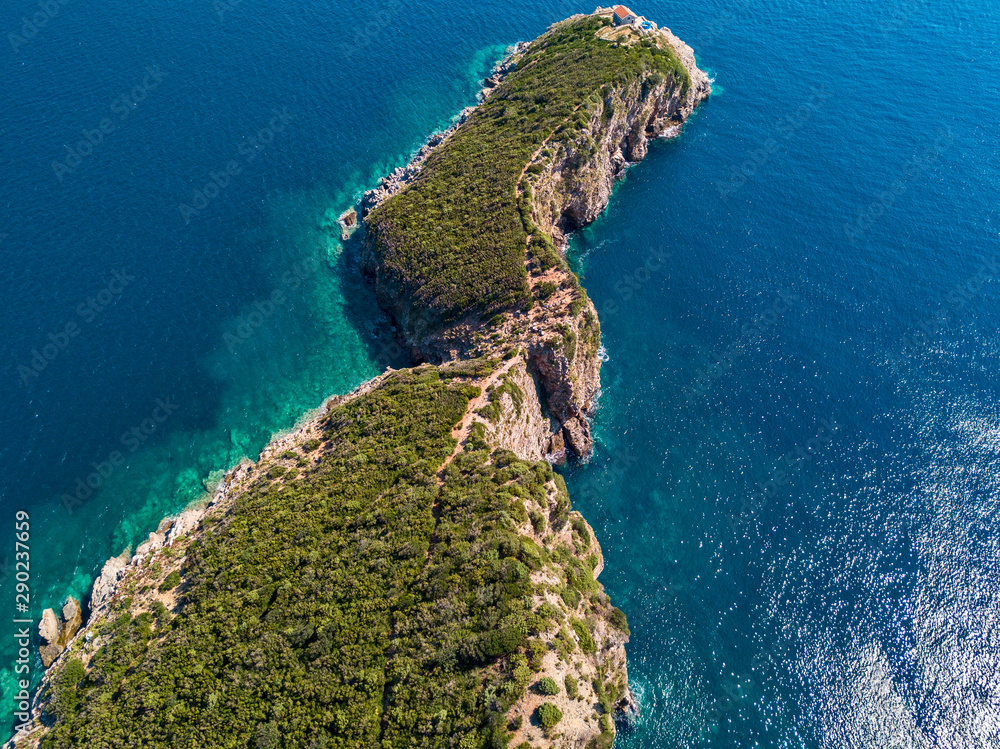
<box><xmin>612</xmin><ymin>5</ymin><xmax>638</xmax><ymax>26</ymax></box>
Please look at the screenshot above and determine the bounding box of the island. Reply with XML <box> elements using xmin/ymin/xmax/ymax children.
<box><xmin>9</xmin><ymin>8</ymin><xmax>709</xmax><ymax>748</ymax></box>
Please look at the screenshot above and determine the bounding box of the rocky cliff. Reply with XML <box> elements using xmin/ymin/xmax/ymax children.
<box><xmin>360</xmin><ymin>9</ymin><xmax>710</xmax><ymax>460</ymax></box>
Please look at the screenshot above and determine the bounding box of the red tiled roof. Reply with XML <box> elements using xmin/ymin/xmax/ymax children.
<box><xmin>613</xmin><ymin>5</ymin><xmax>634</xmax><ymax>19</ymax></box>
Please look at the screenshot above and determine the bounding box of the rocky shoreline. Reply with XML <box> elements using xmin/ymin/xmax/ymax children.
<box><xmin>358</xmin><ymin>42</ymin><xmax>526</xmax><ymax>220</ymax></box>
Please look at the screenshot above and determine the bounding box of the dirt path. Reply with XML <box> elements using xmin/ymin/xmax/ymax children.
<box><xmin>420</xmin><ymin>358</ymin><xmax>520</xmax><ymax>562</ymax></box>
<box><xmin>514</xmin><ymin>98</ymin><xmax>588</xmax><ymax>198</ymax></box>
<box><xmin>435</xmin><ymin>358</ymin><xmax>518</xmax><ymax>486</ymax></box>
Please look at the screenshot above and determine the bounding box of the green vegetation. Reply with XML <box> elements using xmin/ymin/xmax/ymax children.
<box><xmin>564</xmin><ymin>673</ymin><xmax>579</xmax><ymax>699</ymax></box>
<box><xmin>158</xmin><ymin>571</ymin><xmax>181</xmax><ymax>592</ymax></box>
<box><xmin>609</xmin><ymin>606</ymin><xmax>630</xmax><ymax>635</ymax></box>
<box><xmin>536</xmin><ymin>677</ymin><xmax>560</xmax><ymax>696</ymax></box>
<box><xmin>592</xmin><ymin>677</ymin><xmax>612</xmax><ymax>716</ymax></box>
<box><xmin>561</xmin><ymin>586</ymin><xmax>582</xmax><ymax>609</ymax></box>
<box><xmin>30</xmin><ymin>14</ymin><xmax>662</xmax><ymax>747</ymax></box>
<box><xmin>367</xmin><ymin>16</ymin><xmax>690</xmax><ymax>333</ymax></box>
<box><xmin>572</xmin><ymin>618</ymin><xmax>597</xmax><ymax>654</ymax></box>
<box><xmin>491</xmin><ymin>374</ymin><xmax>525</xmax><ymax>415</ymax></box>
<box><xmin>537</xmin><ymin>702</ymin><xmax>563</xmax><ymax>729</ymax></box>
<box><xmin>536</xmin><ymin>281</ymin><xmax>558</xmax><ymax>300</ymax></box>
<box><xmin>37</xmin><ymin>367</ymin><xmax>610</xmax><ymax>748</ymax></box>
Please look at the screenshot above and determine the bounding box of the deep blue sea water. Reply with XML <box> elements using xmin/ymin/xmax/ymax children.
<box><xmin>1</xmin><ymin>0</ymin><xmax>998</xmax><ymax>744</ymax></box>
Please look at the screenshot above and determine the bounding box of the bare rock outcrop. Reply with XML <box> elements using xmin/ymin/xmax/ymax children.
<box><xmin>37</xmin><ymin>597</ymin><xmax>83</xmax><ymax>668</ymax></box>
<box><xmin>480</xmin><ymin>358</ymin><xmax>552</xmax><ymax>461</ymax></box>
<box><xmin>90</xmin><ymin>549</ymin><xmax>131</xmax><ymax>611</ymax></box>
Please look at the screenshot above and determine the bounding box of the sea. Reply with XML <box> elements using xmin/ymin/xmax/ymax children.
<box><xmin>1</xmin><ymin>0</ymin><xmax>998</xmax><ymax>744</ymax></box>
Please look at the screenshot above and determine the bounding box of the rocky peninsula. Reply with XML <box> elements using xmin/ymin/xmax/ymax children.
<box><xmin>10</xmin><ymin>9</ymin><xmax>708</xmax><ymax>749</ymax></box>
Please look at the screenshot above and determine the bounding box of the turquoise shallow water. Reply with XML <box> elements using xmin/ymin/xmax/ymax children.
<box><xmin>2</xmin><ymin>0</ymin><xmax>999</xmax><ymax>744</ymax></box>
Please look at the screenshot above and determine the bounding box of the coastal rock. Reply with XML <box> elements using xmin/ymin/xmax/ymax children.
<box><xmin>90</xmin><ymin>550</ymin><xmax>131</xmax><ymax>610</ymax></box>
<box><xmin>561</xmin><ymin>416</ymin><xmax>593</xmax><ymax>458</ymax></box>
<box><xmin>39</xmin><ymin>643</ymin><xmax>61</xmax><ymax>670</ymax></box>
<box><xmin>38</xmin><ymin>609</ymin><xmax>60</xmax><ymax>645</ymax></box>
<box><xmin>61</xmin><ymin>598</ymin><xmax>82</xmax><ymax>636</ymax></box>
<box><xmin>337</xmin><ymin>208</ymin><xmax>358</xmax><ymax>241</ymax></box>
<box><xmin>546</xmin><ymin>430</ymin><xmax>567</xmax><ymax>465</ymax></box>
<box><xmin>38</xmin><ymin>597</ymin><xmax>84</xmax><ymax>668</ymax></box>
<box><xmin>132</xmin><ymin>531</ymin><xmax>166</xmax><ymax>566</ymax></box>
<box><xmin>480</xmin><ymin>358</ymin><xmax>551</xmax><ymax>460</ymax></box>
<box><xmin>505</xmin><ymin>505</ymin><xmax>632</xmax><ymax>748</ymax></box>
<box><xmin>165</xmin><ymin>507</ymin><xmax>205</xmax><ymax>546</ymax></box>
<box><xmin>359</xmin><ymin>13</ymin><xmax>709</xmax><ymax>462</ymax></box>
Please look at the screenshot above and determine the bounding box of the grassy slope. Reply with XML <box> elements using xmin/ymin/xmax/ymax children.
<box><xmin>36</xmin><ymin>366</ymin><xmax>624</xmax><ymax>749</ymax></box>
<box><xmin>366</xmin><ymin>16</ymin><xmax>689</xmax><ymax>328</ymax></box>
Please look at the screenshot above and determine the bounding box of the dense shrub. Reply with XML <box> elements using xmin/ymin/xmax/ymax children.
<box><xmin>536</xmin><ymin>677</ymin><xmax>560</xmax><ymax>696</ymax></box>
<box><xmin>158</xmin><ymin>571</ymin><xmax>181</xmax><ymax>592</ymax></box>
<box><xmin>572</xmin><ymin>618</ymin><xmax>597</xmax><ymax>654</ymax></box>
<box><xmin>537</xmin><ymin>702</ymin><xmax>563</xmax><ymax>729</ymax></box>
<box><xmin>609</xmin><ymin>606</ymin><xmax>630</xmax><ymax>635</ymax></box>
<box><xmin>564</xmin><ymin>673</ymin><xmax>579</xmax><ymax>699</ymax></box>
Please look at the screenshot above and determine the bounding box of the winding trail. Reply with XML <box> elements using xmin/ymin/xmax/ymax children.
<box><xmin>419</xmin><ymin>358</ymin><xmax>520</xmax><ymax>564</ymax></box>
<box><xmin>435</xmin><ymin>358</ymin><xmax>519</xmax><ymax>486</ymax></box>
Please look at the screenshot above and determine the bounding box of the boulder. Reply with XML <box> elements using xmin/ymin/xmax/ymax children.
<box><xmin>61</xmin><ymin>597</ymin><xmax>82</xmax><ymax>637</ymax></box>
<box><xmin>38</xmin><ymin>608</ymin><xmax>60</xmax><ymax>645</ymax></box>
<box><xmin>562</xmin><ymin>416</ymin><xmax>593</xmax><ymax>458</ymax></box>
<box><xmin>39</xmin><ymin>643</ymin><xmax>62</xmax><ymax>669</ymax></box>
<box><xmin>133</xmin><ymin>531</ymin><xmax>166</xmax><ymax>565</ymax></box>
<box><xmin>546</xmin><ymin>430</ymin><xmax>568</xmax><ymax>466</ymax></box>
<box><xmin>338</xmin><ymin>209</ymin><xmax>359</xmax><ymax>241</ymax></box>
<box><xmin>165</xmin><ymin>507</ymin><xmax>205</xmax><ymax>546</ymax></box>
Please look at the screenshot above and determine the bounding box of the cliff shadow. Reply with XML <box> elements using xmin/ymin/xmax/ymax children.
<box><xmin>336</xmin><ymin>225</ymin><xmax>415</xmax><ymax>373</ymax></box>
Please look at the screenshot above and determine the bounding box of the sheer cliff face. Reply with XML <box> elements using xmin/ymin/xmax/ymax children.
<box><xmin>361</xmin><ymin>17</ymin><xmax>709</xmax><ymax>461</ymax></box>
<box><xmin>530</xmin><ymin>50</ymin><xmax>710</xmax><ymax>245</ymax></box>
